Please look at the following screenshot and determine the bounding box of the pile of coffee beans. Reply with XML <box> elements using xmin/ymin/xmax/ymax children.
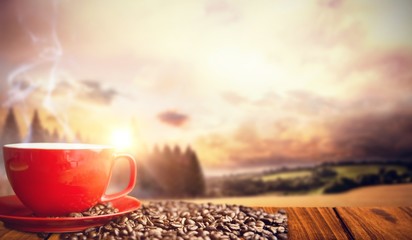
<box><xmin>60</xmin><ymin>201</ymin><xmax>288</xmax><ymax>240</ymax></box>
<box><xmin>68</xmin><ymin>202</ymin><xmax>119</xmax><ymax>218</ymax></box>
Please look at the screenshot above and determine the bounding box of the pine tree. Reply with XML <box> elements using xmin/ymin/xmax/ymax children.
<box><xmin>28</xmin><ymin>110</ymin><xmax>46</xmax><ymax>142</ymax></box>
<box><xmin>163</xmin><ymin>145</ymin><xmax>173</xmax><ymax>161</ymax></box>
<box><xmin>184</xmin><ymin>146</ymin><xmax>206</xmax><ymax>197</ymax></box>
<box><xmin>161</xmin><ymin>144</ymin><xmax>177</xmax><ymax>195</ymax></box>
<box><xmin>171</xmin><ymin>145</ymin><xmax>186</xmax><ymax>196</ymax></box>
<box><xmin>142</xmin><ymin>145</ymin><xmax>168</xmax><ymax>196</ymax></box>
<box><xmin>173</xmin><ymin>145</ymin><xmax>182</xmax><ymax>159</ymax></box>
<box><xmin>0</xmin><ymin>108</ymin><xmax>21</xmax><ymax>145</ymax></box>
<box><xmin>44</xmin><ymin>130</ymin><xmax>52</xmax><ymax>142</ymax></box>
<box><xmin>139</xmin><ymin>144</ymin><xmax>206</xmax><ymax>198</ymax></box>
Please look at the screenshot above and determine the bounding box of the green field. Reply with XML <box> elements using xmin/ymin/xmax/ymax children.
<box><xmin>261</xmin><ymin>170</ymin><xmax>312</xmax><ymax>181</ymax></box>
<box><xmin>333</xmin><ymin>165</ymin><xmax>407</xmax><ymax>179</ymax></box>
<box><xmin>260</xmin><ymin>164</ymin><xmax>408</xmax><ymax>182</ymax></box>
<box><xmin>207</xmin><ymin>163</ymin><xmax>411</xmax><ymax>198</ymax></box>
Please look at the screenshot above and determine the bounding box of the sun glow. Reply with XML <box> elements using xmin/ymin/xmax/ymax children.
<box><xmin>111</xmin><ymin>129</ymin><xmax>133</xmax><ymax>150</ymax></box>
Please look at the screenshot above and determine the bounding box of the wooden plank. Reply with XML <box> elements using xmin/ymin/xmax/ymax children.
<box><xmin>0</xmin><ymin>230</ymin><xmax>43</xmax><ymax>239</ymax></box>
<box><xmin>263</xmin><ymin>207</ymin><xmax>350</xmax><ymax>240</ymax></box>
<box><xmin>47</xmin><ymin>234</ymin><xmax>60</xmax><ymax>240</ymax></box>
<box><xmin>1</xmin><ymin>231</ymin><xmax>45</xmax><ymax>240</ymax></box>
<box><xmin>0</xmin><ymin>222</ymin><xmax>48</xmax><ymax>239</ymax></box>
<box><xmin>0</xmin><ymin>222</ymin><xmax>12</xmax><ymax>238</ymax></box>
<box><xmin>336</xmin><ymin>207</ymin><xmax>412</xmax><ymax>240</ymax></box>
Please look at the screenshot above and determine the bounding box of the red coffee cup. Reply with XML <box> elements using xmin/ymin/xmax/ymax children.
<box><xmin>3</xmin><ymin>143</ymin><xmax>137</xmax><ymax>216</ymax></box>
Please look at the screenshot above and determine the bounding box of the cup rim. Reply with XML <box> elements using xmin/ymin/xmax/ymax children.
<box><xmin>3</xmin><ymin>143</ymin><xmax>114</xmax><ymax>150</ymax></box>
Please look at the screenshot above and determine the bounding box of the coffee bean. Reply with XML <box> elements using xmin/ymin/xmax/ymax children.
<box><xmin>120</xmin><ymin>229</ymin><xmax>128</xmax><ymax>236</ymax></box>
<box><xmin>262</xmin><ymin>217</ymin><xmax>273</xmax><ymax>224</ymax></box>
<box><xmin>220</xmin><ymin>235</ymin><xmax>230</xmax><ymax>240</ymax></box>
<box><xmin>278</xmin><ymin>209</ymin><xmax>286</xmax><ymax>215</ymax></box>
<box><xmin>171</xmin><ymin>222</ymin><xmax>183</xmax><ymax>228</ymax></box>
<box><xmin>269</xmin><ymin>226</ymin><xmax>277</xmax><ymax>234</ymax></box>
<box><xmin>67</xmin><ymin>202</ymin><xmax>118</xmax><ymax>219</ymax></box>
<box><xmin>278</xmin><ymin>233</ymin><xmax>288</xmax><ymax>240</ymax></box>
<box><xmin>248</xmin><ymin>221</ymin><xmax>256</xmax><ymax>227</ymax></box>
<box><xmin>88</xmin><ymin>232</ymin><xmax>97</xmax><ymax>238</ymax></box>
<box><xmin>68</xmin><ymin>212</ymin><xmax>83</xmax><ymax>218</ymax></box>
<box><xmin>37</xmin><ymin>232</ymin><xmax>49</xmax><ymax>238</ymax></box>
<box><xmin>255</xmin><ymin>226</ymin><xmax>264</xmax><ymax>233</ymax></box>
<box><xmin>256</xmin><ymin>220</ymin><xmax>265</xmax><ymax>227</ymax></box>
<box><xmin>206</xmin><ymin>224</ymin><xmax>217</xmax><ymax>231</ymax></box>
<box><xmin>60</xmin><ymin>201</ymin><xmax>287</xmax><ymax>240</ymax></box>
<box><xmin>119</xmin><ymin>215</ymin><xmax>127</xmax><ymax>223</ymax></box>
<box><xmin>104</xmin><ymin>224</ymin><xmax>113</xmax><ymax>231</ymax></box>
<box><xmin>185</xmin><ymin>218</ymin><xmax>196</xmax><ymax>225</ymax></box>
<box><xmin>126</xmin><ymin>224</ymin><xmax>133</xmax><ymax>233</ymax></box>
<box><xmin>187</xmin><ymin>224</ymin><xmax>198</xmax><ymax>231</ymax></box>
<box><xmin>228</xmin><ymin>223</ymin><xmax>240</xmax><ymax>230</ymax></box>
<box><xmin>112</xmin><ymin>227</ymin><xmax>119</xmax><ymax>236</ymax></box>
<box><xmin>263</xmin><ymin>229</ymin><xmax>274</xmax><ymax>237</ymax></box>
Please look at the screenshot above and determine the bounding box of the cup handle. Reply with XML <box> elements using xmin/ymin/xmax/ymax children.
<box><xmin>101</xmin><ymin>153</ymin><xmax>137</xmax><ymax>202</ymax></box>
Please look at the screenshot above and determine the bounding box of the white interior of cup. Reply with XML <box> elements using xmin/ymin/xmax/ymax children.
<box><xmin>3</xmin><ymin>143</ymin><xmax>112</xmax><ymax>149</ymax></box>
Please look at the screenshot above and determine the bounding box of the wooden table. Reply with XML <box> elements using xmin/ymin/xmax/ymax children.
<box><xmin>0</xmin><ymin>207</ymin><xmax>411</xmax><ymax>239</ymax></box>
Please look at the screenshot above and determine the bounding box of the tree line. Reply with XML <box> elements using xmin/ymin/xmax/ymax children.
<box><xmin>0</xmin><ymin>108</ymin><xmax>76</xmax><ymax>146</ymax></box>
<box><xmin>135</xmin><ymin>145</ymin><xmax>206</xmax><ymax>198</ymax></box>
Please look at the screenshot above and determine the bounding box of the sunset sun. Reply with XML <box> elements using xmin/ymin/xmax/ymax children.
<box><xmin>111</xmin><ymin>129</ymin><xmax>133</xmax><ymax>150</ymax></box>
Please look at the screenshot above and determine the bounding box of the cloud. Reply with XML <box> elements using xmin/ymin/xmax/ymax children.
<box><xmin>79</xmin><ymin>80</ymin><xmax>119</xmax><ymax>105</ymax></box>
<box><xmin>331</xmin><ymin>106</ymin><xmax>412</xmax><ymax>161</ymax></box>
<box><xmin>157</xmin><ymin>110</ymin><xmax>189</xmax><ymax>127</ymax></box>
<box><xmin>351</xmin><ymin>50</ymin><xmax>412</xmax><ymax>90</ymax></box>
<box><xmin>204</xmin><ymin>0</ymin><xmax>241</xmax><ymax>23</ymax></box>
<box><xmin>196</xmin><ymin>99</ymin><xmax>412</xmax><ymax>168</ymax></box>
<box><xmin>282</xmin><ymin>90</ymin><xmax>340</xmax><ymax>115</ymax></box>
<box><xmin>318</xmin><ymin>0</ymin><xmax>344</xmax><ymax>9</ymax></box>
<box><xmin>195</xmin><ymin>117</ymin><xmax>333</xmax><ymax>168</ymax></box>
<box><xmin>24</xmin><ymin>79</ymin><xmax>120</xmax><ymax>106</ymax></box>
<box><xmin>221</xmin><ymin>91</ymin><xmax>248</xmax><ymax>106</ymax></box>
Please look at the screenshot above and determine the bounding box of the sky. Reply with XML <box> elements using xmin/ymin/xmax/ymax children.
<box><xmin>0</xmin><ymin>0</ymin><xmax>412</xmax><ymax>172</ymax></box>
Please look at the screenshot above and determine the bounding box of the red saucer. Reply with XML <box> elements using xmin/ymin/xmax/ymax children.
<box><xmin>0</xmin><ymin>195</ymin><xmax>141</xmax><ymax>233</ymax></box>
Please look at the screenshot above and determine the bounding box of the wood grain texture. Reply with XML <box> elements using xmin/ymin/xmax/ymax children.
<box><xmin>336</xmin><ymin>207</ymin><xmax>412</xmax><ymax>240</ymax></box>
<box><xmin>47</xmin><ymin>234</ymin><xmax>60</xmax><ymax>240</ymax></box>
<box><xmin>0</xmin><ymin>222</ymin><xmax>43</xmax><ymax>239</ymax></box>
<box><xmin>263</xmin><ymin>207</ymin><xmax>351</xmax><ymax>240</ymax></box>
<box><xmin>0</xmin><ymin>222</ymin><xmax>11</xmax><ymax>239</ymax></box>
<box><xmin>0</xmin><ymin>223</ymin><xmax>11</xmax><ymax>237</ymax></box>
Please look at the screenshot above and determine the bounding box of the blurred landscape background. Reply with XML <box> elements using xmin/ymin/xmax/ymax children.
<box><xmin>1</xmin><ymin>0</ymin><xmax>412</xmax><ymax>206</ymax></box>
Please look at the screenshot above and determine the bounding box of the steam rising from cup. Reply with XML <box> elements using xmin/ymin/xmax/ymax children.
<box><xmin>3</xmin><ymin>0</ymin><xmax>75</xmax><ymax>142</ymax></box>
